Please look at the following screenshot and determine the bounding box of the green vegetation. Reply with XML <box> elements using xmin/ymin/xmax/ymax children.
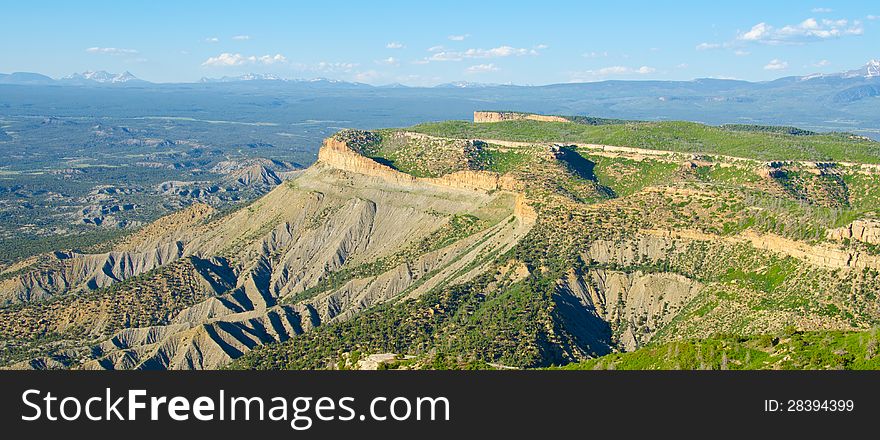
<box><xmin>231</xmin><ymin>267</ymin><xmax>585</xmax><ymax>370</ymax></box>
<box><xmin>476</xmin><ymin>147</ymin><xmax>529</xmax><ymax>174</ymax></box>
<box><xmin>410</xmin><ymin>120</ymin><xmax>880</xmax><ymax>163</ymax></box>
<box><xmin>720</xmin><ymin>124</ymin><xmax>817</xmax><ymax>136</ymax></box>
<box><xmin>560</xmin><ymin>329</ymin><xmax>880</xmax><ymax>370</ymax></box>
<box><xmin>0</xmin><ymin>227</ymin><xmax>130</xmax><ymax>271</ymax></box>
<box><xmin>586</xmin><ymin>154</ymin><xmax>679</xmax><ymax>197</ymax></box>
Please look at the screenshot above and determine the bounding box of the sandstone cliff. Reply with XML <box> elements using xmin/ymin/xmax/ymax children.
<box><xmin>316</xmin><ymin>136</ymin><xmax>514</xmax><ymax>192</ymax></box>
<box><xmin>827</xmin><ymin>219</ymin><xmax>880</xmax><ymax>245</ymax></box>
<box><xmin>474</xmin><ymin>111</ymin><xmax>570</xmax><ymax>124</ymax></box>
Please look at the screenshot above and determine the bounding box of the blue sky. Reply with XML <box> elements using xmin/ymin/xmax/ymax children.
<box><xmin>2</xmin><ymin>1</ymin><xmax>877</xmax><ymax>85</ymax></box>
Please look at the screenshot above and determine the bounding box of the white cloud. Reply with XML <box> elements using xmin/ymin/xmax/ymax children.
<box><xmin>813</xmin><ymin>59</ymin><xmax>831</xmax><ymax>67</ymax></box>
<box><xmin>569</xmin><ymin>65</ymin><xmax>656</xmax><ymax>82</ymax></box>
<box><xmin>377</xmin><ymin>57</ymin><xmax>399</xmax><ymax>66</ymax></box>
<box><xmin>734</xmin><ymin>49</ymin><xmax>751</xmax><ymax>56</ymax></box>
<box><xmin>463</xmin><ymin>46</ymin><xmax>537</xmax><ymax>57</ymax></box>
<box><xmin>448</xmin><ymin>34</ymin><xmax>469</xmax><ymax>41</ymax></box>
<box><xmin>676</xmin><ymin>63</ymin><xmax>689</xmax><ymax>69</ymax></box>
<box><xmin>534</xmin><ymin>44</ymin><xmax>549</xmax><ymax>50</ymax></box>
<box><xmin>354</xmin><ymin>70</ymin><xmax>381</xmax><ymax>83</ymax></box>
<box><xmin>764</xmin><ymin>59</ymin><xmax>789</xmax><ymax>70</ymax></box>
<box><xmin>466</xmin><ymin>63</ymin><xmax>499</xmax><ymax>74</ymax></box>
<box><xmin>386</xmin><ymin>42</ymin><xmax>405</xmax><ymax>49</ymax></box>
<box><xmin>737</xmin><ymin>18</ymin><xmax>863</xmax><ymax>44</ymax></box>
<box><xmin>232</xmin><ymin>35</ymin><xmax>251</xmax><ymax>41</ymax></box>
<box><xmin>201</xmin><ymin>52</ymin><xmax>287</xmax><ymax>66</ymax></box>
<box><xmin>812</xmin><ymin>7</ymin><xmax>832</xmax><ymax>13</ymax></box>
<box><xmin>203</xmin><ymin>53</ymin><xmax>247</xmax><ymax>66</ymax></box>
<box><xmin>205</xmin><ymin>37</ymin><xmax>219</xmax><ymax>43</ymax></box>
<box><xmin>257</xmin><ymin>54</ymin><xmax>286</xmax><ymax>64</ymax></box>
<box><xmin>696</xmin><ymin>42</ymin><xmax>722</xmax><ymax>50</ymax></box>
<box><xmin>868</xmin><ymin>15</ymin><xmax>879</xmax><ymax>20</ymax></box>
<box><xmin>85</xmin><ymin>47</ymin><xmax>139</xmax><ymax>55</ymax></box>
<box><xmin>427</xmin><ymin>51</ymin><xmax>464</xmax><ymax>62</ymax></box>
<box><xmin>740</xmin><ymin>22</ymin><xmax>772</xmax><ymax>41</ymax></box>
<box><xmin>293</xmin><ymin>61</ymin><xmax>359</xmax><ymax>73</ymax></box>
<box><xmin>595</xmin><ymin>66</ymin><xmax>630</xmax><ymax>75</ymax></box>
<box><xmin>582</xmin><ymin>51</ymin><xmax>608</xmax><ymax>58</ymax></box>
<box><xmin>316</xmin><ymin>62</ymin><xmax>358</xmax><ymax>71</ymax></box>
<box><xmin>423</xmin><ymin>45</ymin><xmax>542</xmax><ymax>63</ymax></box>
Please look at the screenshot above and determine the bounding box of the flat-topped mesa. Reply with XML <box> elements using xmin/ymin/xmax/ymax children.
<box><xmin>317</xmin><ymin>135</ymin><xmax>414</xmax><ymax>186</ymax></box>
<box><xmin>317</xmin><ymin>130</ymin><xmax>514</xmax><ymax>192</ymax></box>
<box><xmin>474</xmin><ymin>111</ymin><xmax>569</xmax><ymax>124</ymax></box>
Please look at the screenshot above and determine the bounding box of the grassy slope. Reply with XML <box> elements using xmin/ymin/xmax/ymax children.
<box><xmin>409</xmin><ymin>120</ymin><xmax>880</xmax><ymax>164</ymax></box>
<box><xmin>559</xmin><ymin>329</ymin><xmax>880</xmax><ymax>370</ymax></box>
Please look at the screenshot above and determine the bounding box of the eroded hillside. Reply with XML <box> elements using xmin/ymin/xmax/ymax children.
<box><xmin>4</xmin><ymin>113</ymin><xmax>880</xmax><ymax>370</ymax></box>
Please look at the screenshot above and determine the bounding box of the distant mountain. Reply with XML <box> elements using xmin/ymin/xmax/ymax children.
<box><xmin>0</xmin><ymin>72</ymin><xmax>55</xmax><ymax>85</ymax></box>
<box><xmin>434</xmin><ymin>81</ymin><xmax>508</xmax><ymax>88</ymax></box>
<box><xmin>200</xmin><ymin>73</ymin><xmax>285</xmax><ymax>83</ymax></box>
<box><xmin>60</xmin><ymin>70</ymin><xmax>145</xmax><ymax>85</ymax></box>
<box><xmin>3</xmin><ymin>59</ymin><xmax>880</xmax><ymax>138</ymax></box>
<box><xmin>197</xmin><ymin>74</ymin><xmax>372</xmax><ymax>89</ymax></box>
<box><xmin>376</xmin><ymin>82</ymin><xmax>410</xmax><ymax>89</ymax></box>
<box><xmin>848</xmin><ymin>59</ymin><xmax>880</xmax><ymax>79</ymax></box>
<box><xmin>801</xmin><ymin>59</ymin><xmax>880</xmax><ymax>81</ymax></box>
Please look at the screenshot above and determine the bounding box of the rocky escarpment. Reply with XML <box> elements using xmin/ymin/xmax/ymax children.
<box><xmin>635</xmin><ymin>228</ymin><xmax>880</xmax><ymax>271</ymax></box>
<box><xmin>474</xmin><ymin>111</ymin><xmax>570</xmax><ymax>124</ymax></box>
<box><xmin>827</xmin><ymin>219</ymin><xmax>880</xmax><ymax>245</ymax></box>
<box><xmin>317</xmin><ymin>136</ymin><xmax>517</xmax><ymax>192</ymax></box>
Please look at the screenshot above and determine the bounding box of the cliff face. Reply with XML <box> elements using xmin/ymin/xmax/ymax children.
<box><xmin>634</xmin><ymin>228</ymin><xmax>880</xmax><ymax>271</ymax></box>
<box><xmin>316</xmin><ymin>136</ymin><xmax>515</xmax><ymax>192</ymax></box>
<box><xmin>827</xmin><ymin>220</ymin><xmax>880</xmax><ymax>245</ymax></box>
<box><xmin>317</xmin><ymin>137</ymin><xmax>413</xmax><ymax>185</ymax></box>
<box><xmin>474</xmin><ymin>111</ymin><xmax>569</xmax><ymax>124</ymax></box>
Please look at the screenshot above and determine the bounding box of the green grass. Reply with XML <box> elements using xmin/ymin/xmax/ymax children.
<box><xmin>476</xmin><ymin>147</ymin><xmax>529</xmax><ymax>174</ymax></box>
<box><xmin>409</xmin><ymin>120</ymin><xmax>880</xmax><ymax>164</ymax></box>
<box><xmin>586</xmin><ymin>154</ymin><xmax>679</xmax><ymax>197</ymax></box>
<box><xmin>559</xmin><ymin>329</ymin><xmax>880</xmax><ymax>370</ymax></box>
<box><xmin>719</xmin><ymin>260</ymin><xmax>794</xmax><ymax>293</ymax></box>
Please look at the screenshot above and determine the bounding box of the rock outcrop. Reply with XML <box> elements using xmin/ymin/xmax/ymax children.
<box><xmin>474</xmin><ymin>111</ymin><xmax>570</xmax><ymax>124</ymax></box>
<box><xmin>316</xmin><ymin>136</ymin><xmax>515</xmax><ymax>192</ymax></box>
<box><xmin>827</xmin><ymin>219</ymin><xmax>880</xmax><ymax>245</ymax></box>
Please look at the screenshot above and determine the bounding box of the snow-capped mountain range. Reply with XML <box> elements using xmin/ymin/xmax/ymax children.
<box><xmin>844</xmin><ymin>60</ymin><xmax>880</xmax><ymax>78</ymax></box>
<box><xmin>61</xmin><ymin>70</ymin><xmax>142</xmax><ymax>84</ymax></box>
<box><xmin>0</xmin><ymin>59</ymin><xmax>878</xmax><ymax>87</ymax></box>
<box><xmin>801</xmin><ymin>59</ymin><xmax>880</xmax><ymax>81</ymax></box>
